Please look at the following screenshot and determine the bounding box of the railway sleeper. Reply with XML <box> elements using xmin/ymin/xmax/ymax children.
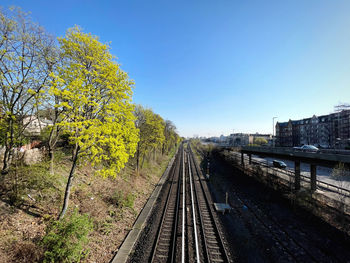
<box><xmin>211</xmin><ymin>258</ymin><xmax>225</xmax><ymax>262</ymax></box>
<box><xmin>156</xmin><ymin>248</ymin><xmax>169</xmax><ymax>253</ymax></box>
<box><xmin>156</xmin><ymin>254</ymin><xmax>168</xmax><ymax>259</ymax></box>
<box><xmin>207</xmin><ymin>239</ymin><xmax>219</xmax><ymax>244</ymax></box>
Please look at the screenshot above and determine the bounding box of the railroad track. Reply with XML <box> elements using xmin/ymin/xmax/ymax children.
<box><xmin>227</xmin><ymin>185</ymin><xmax>346</xmax><ymax>262</ymax></box>
<box><xmin>211</xmin><ymin>151</ymin><xmax>346</xmax><ymax>262</ymax></box>
<box><xmin>151</xmin><ymin>144</ymin><xmax>231</xmax><ymax>263</ymax></box>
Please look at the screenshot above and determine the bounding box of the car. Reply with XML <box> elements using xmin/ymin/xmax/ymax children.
<box><xmin>301</xmin><ymin>145</ymin><xmax>319</xmax><ymax>152</ymax></box>
<box><xmin>293</xmin><ymin>145</ymin><xmax>319</xmax><ymax>152</ymax></box>
<box><xmin>272</xmin><ymin>160</ymin><xmax>287</xmax><ymax>169</ymax></box>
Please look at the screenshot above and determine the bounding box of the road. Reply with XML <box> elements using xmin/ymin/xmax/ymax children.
<box><xmin>234</xmin><ymin>152</ymin><xmax>350</xmax><ymax>190</ymax></box>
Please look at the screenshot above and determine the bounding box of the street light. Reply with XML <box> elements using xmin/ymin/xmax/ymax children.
<box><xmin>272</xmin><ymin>117</ymin><xmax>278</xmax><ymax>147</ymax></box>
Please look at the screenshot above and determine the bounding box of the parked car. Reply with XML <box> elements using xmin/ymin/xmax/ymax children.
<box><xmin>293</xmin><ymin>145</ymin><xmax>319</xmax><ymax>152</ymax></box>
<box><xmin>272</xmin><ymin>160</ymin><xmax>287</xmax><ymax>169</ymax></box>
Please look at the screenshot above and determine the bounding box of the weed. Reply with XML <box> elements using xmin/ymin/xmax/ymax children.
<box><xmin>97</xmin><ymin>219</ymin><xmax>114</xmax><ymax>235</ymax></box>
<box><xmin>111</xmin><ymin>190</ymin><xmax>136</xmax><ymax>209</ymax></box>
<box><xmin>41</xmin><ymin>210</ymin><xmax>93</xmax><ymax>263</ymax></box>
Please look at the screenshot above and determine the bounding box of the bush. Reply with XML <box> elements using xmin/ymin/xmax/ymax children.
<box><xmin>41</xmin><ymin>210</ymin><xmax>93</xmax><ymax>263</ymax></box>
<box><xmin>4</xmin><ymin>161</ymin><xmax>63</xmax><ymax>207</ymax></box>
<box><xmin>112</xmin><ymin>190</ymin><xmax>135</xmax><ymax>209</ymax></box>
<box><xmin>39</xmin><ymin>126</ymin><xmax>53</xmax><ymax>143</ymax></box>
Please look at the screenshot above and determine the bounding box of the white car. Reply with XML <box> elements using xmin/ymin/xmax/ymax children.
<box><xmin>294</xmin><ymin>145</ymin><xmax>319</xmax><ymax>152</ymax></box>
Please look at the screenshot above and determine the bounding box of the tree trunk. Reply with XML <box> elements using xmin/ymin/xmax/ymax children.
<box><xmin>162</xmin><ymin>143</ymin><xmax>165</xmax><ymax>156</ymax></box>
<box><xmin>48</xmin><ymin>97</ymin><xmax>60</xmax><ymax>176</ymax></box>
<box><xmin>48</xmin><ymin>126</ymin><xmax>57</xmax><ymax>175</ymax></box>
<box><xmin>2</xmin><ymin>117</ymin><xmax>15</xmax><ymax>174</ymax></box>
<box><xmin>136</xmin><ymin>143</ymin><xmax>140</xmax><ymax>172</ymax></box>
<box><xmin>141</xmin><ymin>153</ymin><xmax>146</xmax><ymax>169</ymax></box>
<box><xmin>58</xmin><ymin>144</ymin><xmax>80</xmax><ymax>220</ymax></box>
<box><xmin>49</xmin><ymin>149</ymin><xmax>54</xmax><ymax>175</ymax></box>
<box><xmin>2</xmin><ymin>147</ymin><xmax>10</xmax><ymax>174</ymax></box>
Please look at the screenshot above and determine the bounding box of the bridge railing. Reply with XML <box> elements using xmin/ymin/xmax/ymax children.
<box><xmin>242</xmin><ymin>145</ymin><xmax>350</xmax><ymax>155</ymax></box>
<box><xmin>226</xmin><ymin>150</ymin><xmax>350</xmax><ymax>199</ymax></box>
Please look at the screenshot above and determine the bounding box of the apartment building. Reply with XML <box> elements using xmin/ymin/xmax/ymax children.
<box><xmin>276</xmin><ymin>110</ymin><xmax>350</xmax><ymax>149</ymax></box>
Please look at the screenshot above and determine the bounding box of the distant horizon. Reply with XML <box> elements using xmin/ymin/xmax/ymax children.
<box><xmin>2</xmin><ymin>0</ymin><xmax>350</xmax><ymax>138</ymax></box>
<box><xmin>189</xmin><ymin>104</ymin><xmax>348</xmax><ymax>138</ymax></box>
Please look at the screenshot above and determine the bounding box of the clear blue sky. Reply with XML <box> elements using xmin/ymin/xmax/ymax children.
<box><xmin>3</xmin><ymin>0</ymin><xmax>350</xmax><ymax>137</ymax></box>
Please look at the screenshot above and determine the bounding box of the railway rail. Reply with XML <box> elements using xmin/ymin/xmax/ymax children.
<box><xmin>151</xmin><ymin>144</ymin><xmax>231</xmax><ymax>263</ymax></box>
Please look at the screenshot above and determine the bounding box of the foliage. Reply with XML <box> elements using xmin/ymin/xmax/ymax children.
<box><xmin>51</xmin><ymin>26</ymin><xmax>139</xmax><ymax>219</ymax></box>
<box><xmin>40</xmin><ymin>126</ymin><xmax>54</xmax><ymax>142</ymax></box>
<box><xmin>112</xmin><ymin>190</ymin><xmax>135</xmax><ymax>209</ymax></box>
<box><xmin>134</xmin><ymin>105</ymin><xmax>165</xmax><ymax>170</ymax></box>
<box><xmin>248</xmin><ymin>143</ymin><xmax>260</xmax><ymax>147</ymax></box>
<box><xmin>253</xmin><ymin>137</ymin><xmax>268</xmax><ymax>145</ymax></box>
<box><xmin>162</xmin><ymin>120</ymin><xmax>180</xmax><ymax>154</ymax></box>
<box><xmin>51</xmin><ymin>26</ymin><xmax>138</xmax><ymax>177</ymax></box>
<box><xmin>41</xmin><ymin>210</ymin><xmax>93</xmax><ymax>263</ymax></box>
<box><xmin>0</xmin><ymin>7</ymin><xmax>57</xmax><ymax>172</ymax></box>
<box><xmin>2</xmin><ymin>160</ymin><xmax>62</xmax><ymax>206</ymax></box>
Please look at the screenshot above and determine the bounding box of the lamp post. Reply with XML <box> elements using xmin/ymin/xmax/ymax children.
<box><xmin>273</xmin><ymin>117</ymin><xmax>277</xmax><ymax>147</ymax></box>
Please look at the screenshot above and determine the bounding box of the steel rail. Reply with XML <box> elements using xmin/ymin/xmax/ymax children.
<box><xmin>189</xmin><ymin>145</ymin><xmax>231</xmax><ymax>263</ymax></box>
<box><xmin>188</xmin><ymin>154</ymin><xmax>201</xmax><ymax>263</ymax></box>
<box><xmin>151</xmin><ymin>147</ymin><xmax>182</xmax><ymax>263</ymax></box>
<box><xmin>181</xmin><ymin>149</ymin><xmax>186</xmax><ymax>263</ymax></box>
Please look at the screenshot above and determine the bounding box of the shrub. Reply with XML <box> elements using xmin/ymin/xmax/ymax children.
<box><xmin>6</xmin><ymin>162</ymin><xmax>63</xmax><ymax>206</ymax></box>
<box><xmin>41</xmin><ymin>210</ymin><xmax>93</xmax><ymax>263</ymax></box>
<box><xmin>39</xmin><ymin>126</ymin><xmax>53</xmax><ymax>143</ymax></box>
<box><xmin>112</xmin><ymin>190</ymin><xmax>135</xmax><ymax>209</ymax></box>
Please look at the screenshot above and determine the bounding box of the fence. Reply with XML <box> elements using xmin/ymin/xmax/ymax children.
<box><xmin>226</xmin><ymin>151</ymin><xmax>350</xmax><ymax>199</ymax></box>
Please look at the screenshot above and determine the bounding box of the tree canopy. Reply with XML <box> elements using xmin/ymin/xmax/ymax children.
<box><xmin>134</xmin><ymin>105</ymin><xmax>165</xmax><ymax>170</ymax></box>
<box><xmin>0</xmin><ymin>7</ymin><xmax>181</xmax><ymax>220</ymax></box>
<box><xmin>0</xmin><ymin>7</ymin><xmax>56</xmax><ymax>172</ymax></box>
<box><xmin>52</xmin><ymin>27</ymin><xmax>139</xmax><ymax>218</ymax></box>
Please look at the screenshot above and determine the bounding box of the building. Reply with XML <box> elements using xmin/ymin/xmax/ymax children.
<box><xmin>276</xmin><ymin>109</ymin><xmax>350</xmax><ymax>149</ymax></box>
<box><xmin>23</xmin><ymin>116</ymin><xmax>53</xmax><ymax>135</ymax></box>
<box><xmin>227</xmin><ymin>133</ymin><xmax>272</xmax><ymax>147</ymax></box>
<box><xmin>228</xmin><ymin>133</ymin><xmax>250</xmax><ymax>146</ymax></box>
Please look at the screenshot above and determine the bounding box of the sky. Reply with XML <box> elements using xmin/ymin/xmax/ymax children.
<box><xmin>2</xmin><ymin>0</ymin><xmax>350</xmax><ymax>137</ymax></box>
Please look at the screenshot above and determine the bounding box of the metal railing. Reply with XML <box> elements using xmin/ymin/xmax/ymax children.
<box><xmin>227</xmin><ymin>151</ymin><xmax>350</xmax><ymax>199</ymax></box>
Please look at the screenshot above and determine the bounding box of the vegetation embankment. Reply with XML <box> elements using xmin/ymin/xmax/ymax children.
<box><xmin>0</xmin><ymin>7</ymin><xmax>182</xmax><ymax>262</ymax></box>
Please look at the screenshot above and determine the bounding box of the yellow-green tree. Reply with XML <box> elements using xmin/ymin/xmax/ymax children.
<box><xmin>253</xmin><ymin>137</ymin><xmax>268</xmax><ymax>145</ymax></box>
<box><xmin>51</xmin><ymin>27</ymin><xmax>138</xmax><ymax>219</ymax></box>
<box><xmin>134</xmin><ymin>105</ymin><xmax>165</xmax><ymax>171</ymax></box>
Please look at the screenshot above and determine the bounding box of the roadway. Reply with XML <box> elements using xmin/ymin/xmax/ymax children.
<box><xmin>231</xmin><ymin>151</ymin><xmax>350</xmax><ymax>191</ymax></box>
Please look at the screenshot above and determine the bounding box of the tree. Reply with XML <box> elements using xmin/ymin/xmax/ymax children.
<box><xmin>253</xmin><ymin>137</ymin><xmax>268</xmax><ymax>146</ymax></box>
<box><xmin>0</xmin><ymin>7</ymin><xmax>56</xmax><ymax>173</ymax></box>
<box><xmin>134</xmin><ymin>105</ymin><xmax>165</xmax><ymax>172</ymax></box>
<box><xmin>162</xmin><ymin>120</ymin><xmax>177</xmax><ymax>155</ymax></box>
<box><xmin>52</xmin><ymin>27</ymin><xmax>138</xmax><ymax>219</ymax></box>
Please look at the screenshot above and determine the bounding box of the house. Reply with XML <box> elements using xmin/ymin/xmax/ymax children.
<box><xmin>23</xmin><ymin>116</ymin><xmax>53</xmax><ymax>135</ymax></box>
